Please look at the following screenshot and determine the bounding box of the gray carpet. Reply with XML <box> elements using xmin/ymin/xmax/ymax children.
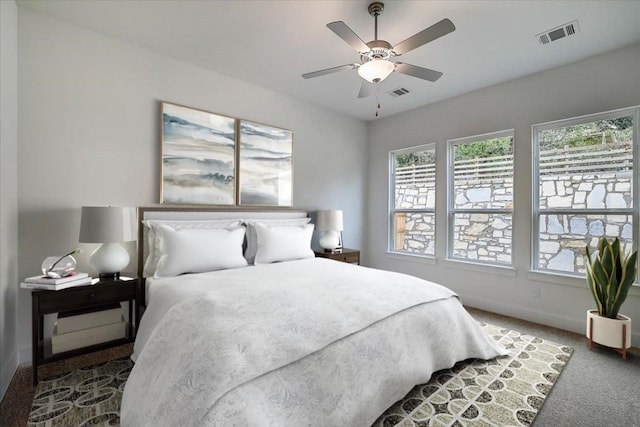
<box><xmin>467</xmin><ymin>307</ymin><xmax>640</xmax><ymax>427</ymax></box>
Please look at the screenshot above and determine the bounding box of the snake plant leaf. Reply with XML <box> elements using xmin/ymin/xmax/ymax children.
<box><xmin>591</xmin><ymin>257</ymin><xmax>610</xmax><ymax>315</ymax></box>
<box><xmin>606</xmin><ymin>240</ymin><xmax>620</xmax><ymax>316</ymax></box>
<box><xmin>591</xmin><ymin>257</ymin><xmax>609</xmax><ymax>291</ymax></box>
<box><xmin>607</xmin><ymin>265</ymin><xmax>619</xmax><ymax>317</ymax></box>
<box><xmin>611</xmin><ymin>237</ymin><xmax>621</xmax><ymax>256</ymax></box>
<box><xmin>585</xmin><ymin>261</ymin><xmax>603</xmax><ymax>315</ymax></box>
<box><xmin>600</xmin><ymin>240</ymin><xmax>614</xmax><ymax>278</ymax></box>
<box><xmin>610</xmin><ymin>250</ymin><xmax>638</xmax><ymax>318</ymax></box>
<box><xmin>597</xmin><ymin>236</ymin><xmax>607</xmax><ymax>255</ymax></box>
<box><xmin>586</xmin><ymin>245</ymin><xmax>593</xmax><ymax>263</ymax></box>
<box><xmin>611</xmin><ymin>238</ymin><xmax>622</xmax><ymax>282</ymax></box>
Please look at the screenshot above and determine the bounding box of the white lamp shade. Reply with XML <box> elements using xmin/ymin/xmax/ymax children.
<box><xmin>79</xmin><ymin>206</ymin><xmax>137</xmax><ymax>243</ymax></box>
<box><xmin>357</xmin><ymin>60</ymin><xmax>395</xmax><ymax>83</ymax></box>
<box><xmin>316</xmin><ymin>210</ymin><xmax>344</xmax><ymax>231</ymax></box>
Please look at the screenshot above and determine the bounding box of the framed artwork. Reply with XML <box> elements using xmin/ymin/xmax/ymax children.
<box><xmin>161</xmin><ymin>102</ymin><xmax>236</xmax><ymax>205</ymax></box>
<box><xmin>238</xmin><ymin>120</ymin><xmax>293</xmax><ymax>206</ymax></box>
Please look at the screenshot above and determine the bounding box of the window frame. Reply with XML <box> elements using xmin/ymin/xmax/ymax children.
<box><xmin>446</xmin><ymin>129</ymin><xmax>515</xmax><ymax>267</ymax></box>
<box><xmin>531</xmin><ymin>106</ymin><xmax>640</xmax><ymax>277</ymax></box>
<box><xmin>388</xmin><ymin>143</ymin><xmax>436</xmax><ymax>258</ymax></box>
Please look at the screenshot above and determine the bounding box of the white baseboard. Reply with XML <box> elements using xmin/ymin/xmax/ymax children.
<box><xmin>18</xmin><ymin>344</ymin><xmax>31</xmax><ymax>365</ymax></box>
<box><xmin>0</xmin><ymin>349</ymin><xmax>18</xmax><ymax>402</ymax></box>
<box><xmin>462</xmin><ymin>295</ymin><xmax>640</xmax><ymax>348</ymax></box>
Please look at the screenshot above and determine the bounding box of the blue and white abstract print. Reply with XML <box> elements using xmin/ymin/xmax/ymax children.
<box><xmin>239</xmin><ymin>120</ymin><xmax>292</xmax><ymax>206</ymax></box>
<box><xmin>161</xmin><ymin>103</ymin><xmax>235</xmax><ymax>204</ymax></box>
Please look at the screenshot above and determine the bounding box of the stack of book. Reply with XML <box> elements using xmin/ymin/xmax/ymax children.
<box><xmin>52</xmin><ymin>304</ymin><xmax>126</xmax><ymax>354</ymax></box>
<box><xmin>20</xmin><ymin>272</ymin><xmax>92</xmax><ymax>290</ymax></box>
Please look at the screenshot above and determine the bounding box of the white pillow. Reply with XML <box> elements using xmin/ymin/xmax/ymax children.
<box><xmin>244</xmin><ymin>218</ymin><xmax>311</xmax><ymax>264</ymax></box>
<box><xmin>253</xmin><ymin>223</ymin><xmax>315</xmax><ymax>265</ymax></box>
<box><xmin>153</xmin><ymin>224</ymin><xmax>247</xmax><ymax>277</ymax></box>
<box><xmin>143</xmin><ymin>219</ymin><xmax>242</xmax><ymax>277</ymax></box>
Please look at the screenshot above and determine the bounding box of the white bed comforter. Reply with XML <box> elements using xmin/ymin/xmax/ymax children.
<box><xmin>121</xmin><ymin>258</ymin><xmax>506</xmax><ymax>427</ymax></box>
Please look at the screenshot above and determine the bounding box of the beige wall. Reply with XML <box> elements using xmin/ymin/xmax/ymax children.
<box><xmin>367</xmin><ymin>42</ymin><xmax>640</xmax><ymax>345</ymax></box>
<box><xmin>1</xmin><ymin>0</ymin><xmax>19</xmax><ymax>400</ymax></box>
<box><xmin>16</xmin><ymin>8</ymin><xmax>368</xmax><ymax>364</ymax></box>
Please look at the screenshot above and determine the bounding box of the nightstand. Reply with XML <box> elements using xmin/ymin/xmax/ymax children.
<box><xmin>314</xmin><ymin>248</ymin><xmax>360</xmax><ymax>265</ymax></box>
<box><xmin>31</xmin><ymin>276</ymin><xmax>140</xmax><ymax>384</ymax></box>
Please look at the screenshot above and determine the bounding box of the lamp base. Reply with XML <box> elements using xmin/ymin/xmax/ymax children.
<box><xmin>90</xmin><ymin>242</ymin><xmax>130</xmax><ymax>279</ymax></box>
<box><xmin>319</xmin><ymin>231</ymin><xmax>342</xmax><ymax>252</ymax></box>
<box><xmin>98</xmin><ymin>272</ymin><xmax>120</xmax><ymax>282</ymax></box>
<box><xmin>324</xmin><ymin>248</ymin><xmax>343</xmax><ymax>254</ymax></box>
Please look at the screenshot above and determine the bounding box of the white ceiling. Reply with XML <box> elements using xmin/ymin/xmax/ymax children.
<box><xmin>17</xmin><ymin>0</ymin><xmax>640</xmax><ymax>121</ymax></box>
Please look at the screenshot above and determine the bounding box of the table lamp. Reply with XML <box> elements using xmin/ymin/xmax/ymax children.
<box><xmin>316</xmin><ymin>209</ymin><xmax>344</xmax><ymax>253</ymax></box>
<box><xmin>79</xmin><ymin>206</ymin><xmax>137</xmax><ymax>280</ymax></box>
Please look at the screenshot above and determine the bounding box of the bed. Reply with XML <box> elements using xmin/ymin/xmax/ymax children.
<box><xmin>120</xmin><ymin>207</ymin><xmax>506</xmax><ymax>426</ymax></box>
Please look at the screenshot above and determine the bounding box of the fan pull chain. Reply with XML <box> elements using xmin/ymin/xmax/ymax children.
<box><xmin>375</xmin><ymin>98</ymin><xmax>381</xmax><ymax>117</ymax></box>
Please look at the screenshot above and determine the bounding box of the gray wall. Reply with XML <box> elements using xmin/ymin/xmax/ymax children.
<box><xmin>1</xmin><ymin>0</ymin><xmax>19</xmax><ymax>400</ymax></box>
<box><xmin>16</xmin><ymin>9</ymin><xmax>368</xmax><ymax>363</ymax></box>
<box><xmin>8</xmin><ymin>5</ymin><xmax>640</xmax><ymax>396</ymax></box>
<box><xmin>367</xmin><ymin>42</ymin><xmax>640</xmax><ymax>345</ymax></box>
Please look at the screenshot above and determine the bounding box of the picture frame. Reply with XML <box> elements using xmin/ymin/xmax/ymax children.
<box><xmin>238</xmin><ymin>120</ymin><xmax>293</xmax><ymax>206</ymax></box>
<box><xmin>161</xmin><ymin>102</ymin><xmax>236</xmax><ymax>205</ymax></box>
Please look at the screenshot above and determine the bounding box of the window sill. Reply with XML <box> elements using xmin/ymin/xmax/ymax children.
<box><xmin>384</xmin><ymin>253</ymin><xmax>516</xmax><ymax>275</ymax></box>
<box><xmin>385</xmin><ymin>251</ymin><xmax>436</xmax><ymax>265</ymax></box>
<box><xmin>527</xmin><ymin>270</ymin><xmax>585</xmax><ymax>288</ymax></box>
<box><xmin>441</xmin><ymin>259</ymin><xmax>516</xmax><ymax>277</ymax></box>
<box><xmin>527</xmin><ymin>270</ymin><xmax>640</xmax><ymax>296</ymax></box>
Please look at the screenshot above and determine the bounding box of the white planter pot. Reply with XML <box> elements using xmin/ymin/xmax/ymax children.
<box><xmin>586</xmin><ymin>310</ymin><xmax>631</xmax><ymax>350</ymax></box>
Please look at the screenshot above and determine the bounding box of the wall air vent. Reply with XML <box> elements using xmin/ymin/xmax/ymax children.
<box><xmin>536</xmin><ymin>20</ymin><xmax>580</xmax><ymax>45</ymax></box>
<box><xmin>389</xmin><ymin>87</ymin><xmax>410</xmax><ymax>97</ymax></box>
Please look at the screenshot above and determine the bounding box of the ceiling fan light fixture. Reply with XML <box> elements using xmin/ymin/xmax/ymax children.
<box><xmin>357</xmin><ymin>59</ymin><xmax>394</xmax><ymax>83</ymax></box>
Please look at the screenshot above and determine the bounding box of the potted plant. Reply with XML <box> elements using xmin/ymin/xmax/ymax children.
<box><xmin>585</xmin><ymin>237</ymin><xmax>637</xmax><ymax>359</ymax></box>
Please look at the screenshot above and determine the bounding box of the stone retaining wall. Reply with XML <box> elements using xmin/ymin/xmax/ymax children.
<box><xmin>395</xmin><ymin>172</ymin><xmax>631</xmax><ymax>273</ymax></box>
<box><xmin>537</xmin><ymin>172</ymin><xmax>632</xmax><ymax>273</ymax></box>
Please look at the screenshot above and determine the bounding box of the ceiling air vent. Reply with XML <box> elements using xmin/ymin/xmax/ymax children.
<box><xmin>536</xmin><ymin>20</ymin><xmax>580</xmax><ymax>45</ymax></box>
<box><xmin>389</xmin><ymin>87</ymin><xmax>410</xmax><ymax>97</ymax></box>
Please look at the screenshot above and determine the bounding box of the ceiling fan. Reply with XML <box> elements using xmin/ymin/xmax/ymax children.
<box><xmin>302</xmin><ymin>2</ymin><xmax>455</xmax><ymax>99</ymax></box>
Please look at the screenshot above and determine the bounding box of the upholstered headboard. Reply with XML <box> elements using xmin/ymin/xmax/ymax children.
<box><xmin>136</xmin><ymin>206</ymin><xmax>308</xmax><ymax>278</ymax></box>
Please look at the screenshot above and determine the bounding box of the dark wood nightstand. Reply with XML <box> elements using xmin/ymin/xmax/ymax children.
<box><xmin>314</xmin><ymin>248</ymin><xmax>360</xmax><ymax>265</ymax></box>
<box><xmin>31</xmin><ymin>276</ymin><xmax>140</xmax><ymax>384</ymax></box>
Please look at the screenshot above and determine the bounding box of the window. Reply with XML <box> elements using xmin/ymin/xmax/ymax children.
<box><xmin>533</xmin><ymin>107</ymin><xmax>638</xmax><ymax>276</ymax></box>
<box><xmin>389</xmin><ymin>145</ymin><xmax>436</xmax><ymax>256</ymax></box>
<box><xmin>448</xmin><ymin>130</ymin><xmax>514</xmax><ymax>265</ymax></box>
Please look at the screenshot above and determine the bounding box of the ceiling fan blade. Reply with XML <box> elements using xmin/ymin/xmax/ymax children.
<box><xmin>394</xmin><ymin>62</ymin><xmax>443</xmax><ymax>82</ymax></box>
<box><xmin>327</xmin><ymin>21</ymin><xmax>371</xmax><ymax>53</ymax></box>
<box><xmin>302</xmin><ymin>64</ymin><xmax>357</xmax><ymax>79</ymax></box>
<box><xmin>392</xmin><ymin>19</ymin><xmax>455</xmax><ymax>55</ymax></box>
<box><xmin>357</xmin><ymin>81</ymin><xmax>376</xmax><ymax>99</ymax></box>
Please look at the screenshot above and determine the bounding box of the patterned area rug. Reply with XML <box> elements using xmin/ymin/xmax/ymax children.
<box><xmin>373</xmin><ymin>322</ymin><xmax>573</xmax><ymax>427</ymax></box>
<box><xmin>28</xmin><ymin>323</ymin><xmax>572</xmax><ymax>426</ymax></box>
<box><xmin>28</xmin><ymin>358</ymin><xmax>131</xmax><ymax>426</ymax></box>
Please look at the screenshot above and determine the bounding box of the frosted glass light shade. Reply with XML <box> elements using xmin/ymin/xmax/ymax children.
<box><xmin>357</xmin><ymin>60</ymin><xmax>394</xmax><ymax>83</ymax></box>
